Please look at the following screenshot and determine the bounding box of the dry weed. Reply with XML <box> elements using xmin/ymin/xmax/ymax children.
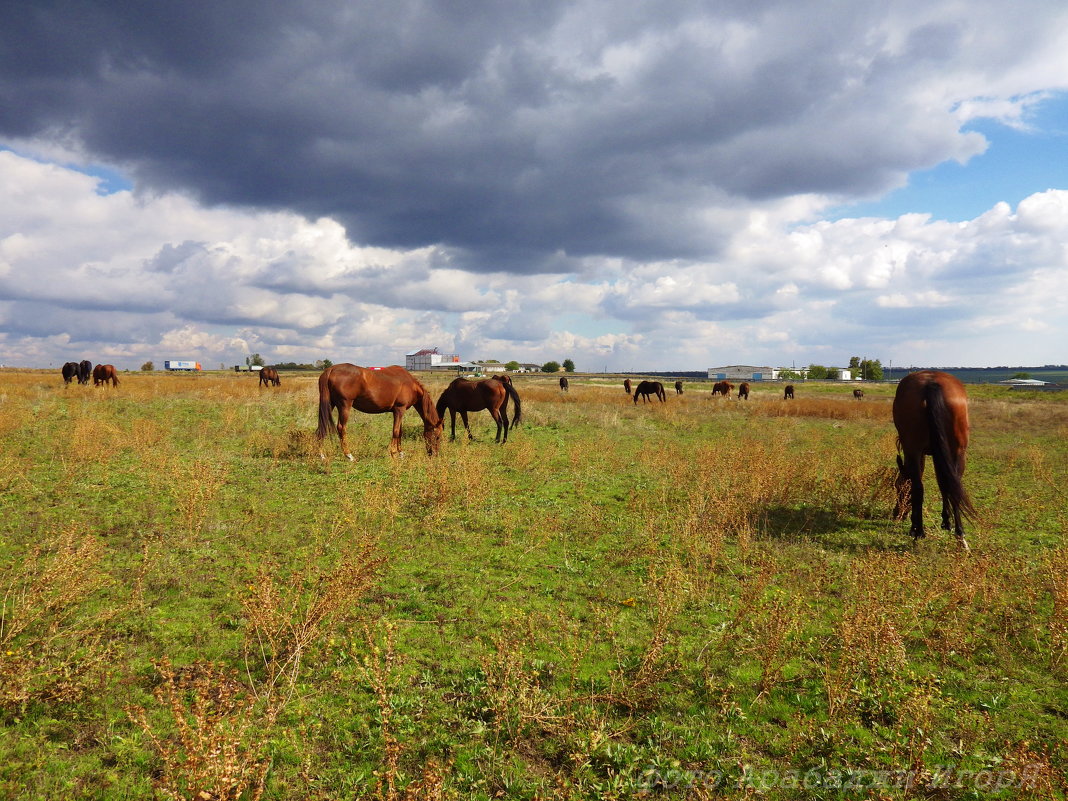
<box><xmin>128</xmin><ymin>658</ymin><xmax>273</xmax><ymax>801</ymax></box>
<box><xmin>242</xmin><ymin>539</ymin><xmax>383</xmax><ymax>705</ymax></box>
<box><xmin>0</xmin><ymin>526</ymin><xmax>116</xmax><ymax>710</ymax></box>
<box><xmin>359</xmin><ymin>622</ymin><xmax>454</xmax><ymax>801</ymax></box>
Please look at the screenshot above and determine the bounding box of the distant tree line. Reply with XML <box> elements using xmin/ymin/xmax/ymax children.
<box><xmin>540</xmin><ymin>358</ymin><xmax>576</xmax><ymax>373</ymax></box>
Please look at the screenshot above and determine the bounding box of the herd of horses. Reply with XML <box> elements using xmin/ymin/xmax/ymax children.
<box><xmin>58</xmin><ymin>359</ymin><xmax>974</xmax><ymax>548</ymax></box>
<box><xmin>61</xmin><ymin>360</ymin><xmax>119</xmax><ymax>387</ymax></box>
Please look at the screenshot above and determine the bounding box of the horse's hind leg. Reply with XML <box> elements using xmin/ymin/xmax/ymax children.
<box><xmin>389</xmin><ymin>408</ymin><xmax>404</xmax><ymax>457</ymax></box>
<box><xmin>337</xmin><ymin>403</ymin><xmax>354</xmax><ymax>460</ymax></box>
<box><xmin>906</xmin><ymin>456</ymin><xmax>926</xmax><ymax>538</ymax></box>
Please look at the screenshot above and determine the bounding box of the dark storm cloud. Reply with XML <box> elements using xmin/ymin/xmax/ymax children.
<box><xmin>1</xmin><ymin>0</ymin><xmax>1012</xmax><ymax>272</ymax></box>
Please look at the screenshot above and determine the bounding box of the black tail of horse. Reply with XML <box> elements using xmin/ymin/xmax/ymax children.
<box><xmin>316</xmin><ymin>376</ymin><xmax>335</xmax><ymax>440</ymax></box>
<box><xmin>503</xmin><ymin>380</ymin><xmax>522</xmax><ymax>426</ymax></box>
<box><xmin>924</xmin><ymin>381</ymin><xmax>976</xmax><ymax>520</ymax></box>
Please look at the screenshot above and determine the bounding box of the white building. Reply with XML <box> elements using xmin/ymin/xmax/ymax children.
<box><xmin>707</xmin><ymin>365</ymin><xmax>779</xmax><ymax>381</ymax></box>
<box><xmin>405</xmin><ymin>347</ymin><xmax>461</xmax><ymax>371</ymax></box>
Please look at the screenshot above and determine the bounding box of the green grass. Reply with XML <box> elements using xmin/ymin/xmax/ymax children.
<box><xmin>0</xmin><ymin>370</ymin><xmax>1065</xmax><ymax>799</ymax></box>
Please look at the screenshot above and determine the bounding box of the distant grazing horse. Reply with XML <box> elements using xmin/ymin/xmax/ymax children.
<box><xmin>316</xmin><ymin>363</ymin><xmax>442</xmax><ymax>458</ymax></box>
<box><xmin>783</xmin><ymin>384</ymin><xmax>794</xmax><ymax>400</ymax></box>
<box><xmin>737</xmin><ymin>382</ymin><xmax>750</xmax><ymax>400</ymax></box>
<box><xmin>712</xmin><ymin>381</ymin><xmax>733</xmax><ymax>398</ymax></box>
<box><xmin>633</xmin><ymin>380</ymin><xmax>666</xmax><ymax>404</ymax></box>
<box><xmin>559</xmin><ymin>376</ymin><xmax>569</xmax><ymax>392</ymax></box>
<box><xmin>675</xmin><ymin>381</ymin><xmax>684</xmax><ymax>395</ymax></box>
<box><xmin>436</xmin><ymin>375</ymin><xmax>522</xmax><ymax>443</ymax></box>
<box><xmin>78</xmin><ymin>360</ymin><xmax>92</xmax><ymax>385</ymax></box>
<box><xmin>61</xmin><ymin>362</ymin><xmax>79</xmax><ymax>384</ymax></box>
<box><xmin>93</xmin><ymin>364</ymin><xmax>119</xmax><ymax>387</ymax></box>
<box><xmin>624</xmin><ymin>379</ymin><xmax>632</xmax><ymax>395</ymax></box>
<box><xmin>853</xmin><ymin>388</ymin><xmax>864</xmax><ymax>400</ymax></box>
<box><xmin>892</xmin><ymin>370</ymin><xmax>974</xmax><ymax>549</ymax></box>
<box><xmin>259</xmin><ymin>367</ymin><xmax>281</xmax><ymax>387</ymax></box>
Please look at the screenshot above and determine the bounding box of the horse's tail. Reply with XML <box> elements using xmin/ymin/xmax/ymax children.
<box><xmin>112</xmin><ymin>370</ymin><xmax>120</xmax><ymax>386</ymax></box>
<box><xmin>503</xmin><ymin>380</ymin><xmax>522</xmax><ymax>426</ymax></box>
<box><xmin>924</xmin><ymin>381</ymin><xmax>976</xmax><ymax>520</ymax></box>
<box><xmin>315</xmin><ymin>371</ymin><xmax>335</xmax><ymax>440</ymax></box>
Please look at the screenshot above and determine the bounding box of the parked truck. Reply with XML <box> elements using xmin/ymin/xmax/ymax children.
<box><xmin>164</xmin><ymin>360</ymin><xmax>202</xmax><ymax>371</ymax></box>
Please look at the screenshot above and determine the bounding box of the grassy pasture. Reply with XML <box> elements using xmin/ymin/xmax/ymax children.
<box><xmin>0</xmin><ymin>369</ymin><xmax>1065</xmax><ymax>799</ymax></box>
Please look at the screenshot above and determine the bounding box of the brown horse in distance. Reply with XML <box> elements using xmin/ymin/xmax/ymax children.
<box><xmin>92</xmin><ymin>364</ymin><xmax>120</xmax><ymax>387</ymax></box>
<box><xmin>61</xmin><ymin>362</ymin><xmax>78</xmax><ymax>384</ymax></box>
<box><xmin>853</xmin><ymin>388</ymin><xmax>864</xmax><ymax>400</ymax></box>
<box><xmin>623</xmin><ymin>378</ymin><xmax>632</xmax><ymax>394</ymax></box>
<box><xmin>783</xmin><ymin>384</ymin><xmax>794</xmax><ymax>399</ymax></box>
<box><xmin>675</xmin><ymin>381</ymin><xmax>684</xmax><ymax>395</ymax></box>
<box><xmin>633</xmin><ymin>380</ymin><xmax>666</xmax><ymax>404</ymax></box>
<box><xmin>316</xmin><ymin>364</ymin><xmax>442</xmax><ymax>458</ymax></box>
<box><xmin>737</xmin><ymin>382</ymin><xmax>750</xmax><ymax>400</ymax></box>
<box><xmin>559</xmin><ymin>376</ymin><xmax>569</xmax><ymax>392</ymax></box>
<box><xmin>436</xmin><ymin>375</ymin><xmax>522</xmax><ymax>443</ymax></box>
<box><xmin>712</xmin><ymin>380</ymin><xmax>733</xmax><ymax>398</ymax></box>
<box><xmin>259</xmin><ymin>367</ymin><xmax>281</xmax><ymax>387</ymax></box>
<box><xmin>892</xmin><ymin>370</ymin><xmax>974</xmax><ymax>549</ymax></box>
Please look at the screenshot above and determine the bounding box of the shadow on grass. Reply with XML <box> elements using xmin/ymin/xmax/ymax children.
<box><xmin>758</xmin><ymin>505</ymin><xmax>915</xmax><ymax>553</ymax></box>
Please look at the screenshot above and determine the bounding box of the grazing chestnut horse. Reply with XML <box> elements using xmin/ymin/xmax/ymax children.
<box><xmin>853</xmin><ymin>388</ymin><xmax>864</xmax><ymax>400</ymax></box>
<box><xmin>783</xmin><ymin>384</ymin><xmax>794</xmax><ymax>399</ymax></box>
<box><xmin>623</xmin><ymin>378</ymin><xmax>632</xmax><ymax>394</ymax></box>
<box><xmin>316</xmin><ymin>364</ymin><xmax>442</xmax><ymax>458</ymax></box>
<box><xmin>436</xmin><ymin>375</ymin><xmax>522</xmax><ymax>443</ymax></box>
<box><xmin>675</xmin><ymin>381</ymin><xmax>684</xmax><ymax>395</ymax></box>
<box><xmin>633</xmin><ymin>380</ymin><xmax>666</xmax><ymax>404</ymax></box>
<box><xmin>712</xmin><ymin>380</ymin><xmax>733</xmax><ymax>398</ymax></box>
<box><xmin>737</xmin><ymin>382</ymin><xmax>750</xmax><ymax>400</ymax></box>
<box><xmin>92</xmin><ymin>364</ymin><xmax>120</xmax><ymax>387</ymax></box>
<box><xmin>61</xmin><ymin>362</ymin><xmax>79</xmax><ymax>384</ymax></box>
<box><xmin>892</xmin><ymin>370</ymin><xmax>974</xmax><ymax>549</ymax></box>
<box><xmin>78</xmin><ymin>360</ymin><xmax>92</xmax><ymax>385</ymax></box>
<box><xmin>259</xmin><ymin>367</ymin><xmax>281</xmax><ymax>387</ymax></box>
<box><xmin>559</xmin><ymin>376</ymin><xmax>569</xmax><ymax>392</ymax></box>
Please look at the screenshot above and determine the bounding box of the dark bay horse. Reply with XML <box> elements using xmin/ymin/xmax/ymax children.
<box><xmin>633</xmin><ymin>380</ymin><xmax>666</xmax><ymax>404</ymax></box>
<box><xmin>559</xmin><ymin>376</ymin><xmax>569</xmax><ymax>392</ymax></box>
<box><xmin>783</xmin><ymin>384</ymin><xmax>794</xmax><ymax>399</ymax></box>
<box><xmin>436</xmin><ymin>375</ymin><xmax>522</xmax><ymax>443</ymax></box>
<box><xmin>78</xmin><ymin>360</ymin><xmax>92</xmax><ymax>385</ymax></box>
<box><xmin>624</xmin><ymin>378</ymin><xmax>632</xmax><ymax>394</ymax></box>
<box><xmin>316</xmin><ymin>363</ymin><xmax>442</xmax><ymax>458</ymax></box>
<box><xmin>92</xmin><ymin>364</ymin><xmax>119</xmax><ymax>386</ymax></box>
<box><xmin>853</xmin><ymin>388</ymin><xmax>864</xmax><ymax>400</ymax></box>
<box><xmin>675</xmin><ymin>381</ymin><xmax>684</xmax><ymax>395</ymax></box>
<box><xmin>738</xmin><ymin>382</ymin><xmax>750</xmax><ymax>400</ymax></box>
<box><xmin>61</xmin><ymin>362</ymin><xmax>78</xmax><ymax>384</ymax></box>
<box><xmin>892</xmin><ymin>370</ymin><xmax>974</xmax><ymax>549</ymax></box>
<box><xmin>712</xmin><ymin>380</ymin><xmax>733</xmax><ymax>398</ymax></box>
<box><xmin>259</xmin><ymin>367</ymin><xmax>281</xmax><ymax>387</ymax></box>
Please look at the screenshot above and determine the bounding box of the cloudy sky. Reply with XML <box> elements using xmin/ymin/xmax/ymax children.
<box><xmin>2</xmin><ymin>0</ymin><xmax>1067</xmax><ymax>371</ymax></box>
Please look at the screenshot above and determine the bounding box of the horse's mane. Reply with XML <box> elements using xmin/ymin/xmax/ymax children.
<box><xmin>418</xmin><ymin>381</ymin><xmax>441</xmax><ymax>427</ymax></box>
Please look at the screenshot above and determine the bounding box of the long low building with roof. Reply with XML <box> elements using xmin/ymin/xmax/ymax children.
<box><xmin>707</xmin><ymin>365</ymin><xmax>779</xmax><ymax>380</ymax></box>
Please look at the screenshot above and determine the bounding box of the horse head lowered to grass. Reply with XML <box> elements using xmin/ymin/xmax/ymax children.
<box><xmin>436</xmin><ymin>374</ymin><xmax>522</xmax><ymax>443</ymax></box>
<box><xmin>316</xmin><ymin>364</ymin><xmax>442</xmax><ymax>458</ymax></box>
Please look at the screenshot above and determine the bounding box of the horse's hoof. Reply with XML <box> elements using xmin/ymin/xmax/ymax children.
<box><xmin>346</xmin><ymin>453</ymin><xmax>354</xmax><ymax>461</ymax></box>
<box><xmin>958</xmin><ymin>537</ymin><xmax>970</xmax><ymax>552</ymax></box>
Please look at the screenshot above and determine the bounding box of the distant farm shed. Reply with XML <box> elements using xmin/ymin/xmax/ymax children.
<box><xmin>707</xmin><ymin>365</ymin><xmax>778</xmax><ymax>381</ymax></box>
